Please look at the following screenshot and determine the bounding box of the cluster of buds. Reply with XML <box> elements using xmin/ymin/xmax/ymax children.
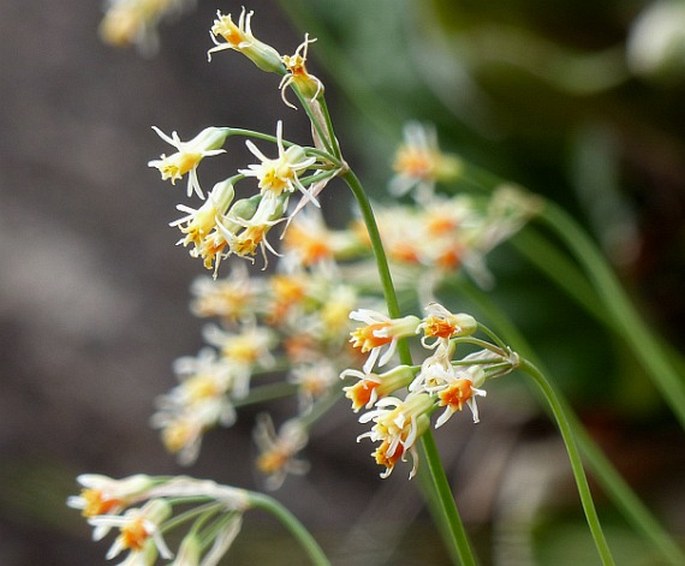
<box><xmin>344</xmin><ymin>302</ymin><xmax>520</xmax><ymax>479</ymax></box>
<box><xmin>68</xmin><ymin>474</ymin><xmax>249</xmax><ymax>565</ymax></box>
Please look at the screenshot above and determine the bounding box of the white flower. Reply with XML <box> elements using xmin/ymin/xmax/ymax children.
<box><xmin>68</xmin><ymin>474</ymin><xmax>154</xmax><ymax>540</ymax></box>
<box><xmin>254</xmin><ymin>414</ymin><xmax>309</xmax><ymax>490</ymax></box>
<box><xmin>207</xmin><ymin>8</ymin><xmax>283</xmax><ymax>72</ymax></box>
<box><xmin>239</xmin><ymin>121</ymin><xmax>318</xmax><ymax>205</ymax></box>
<box><xmin>349</xmin><ymin>309</ymin><xmax>421</xmax><ymax>373</ymax></box>
<box><xmin>148</xmin><ymin>126</ymin><xmax>227</xmax><ymax>199</ymax></box>
<box><xmin>88</xmin><ymin>499</ymin><xmax>173</xmax><ymax>563</ymax></box>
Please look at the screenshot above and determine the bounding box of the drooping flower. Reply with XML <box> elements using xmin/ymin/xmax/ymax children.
<box><xmin>190</xmin><ymin>262</ymin><xmax>264</xmax><ymax>322</ymax></box>
<box><xmin>207</xmin><ymin>8</ymin><xmax>283</xmax><ymax>73</ymax></box>
<box><xmin>418</xmin><ymin>302</ymin><xmax>478</xmax><ymax>349</ymax></box>
<box><xmin>239</xmin><ymin>121</ymin><xmax>318</xmax><ymax>205</ymax></box>
<box><xmin>349</xmin><ymin>309</ymin><xmax>421</xmax><ymax>373</ymax></box>
<box><xmin>202</xmin><ymin>323</ymin><xmax>277</xmax><ymax>397</ymax></box>
<box><xmin>67</xmin><ymin>474</ymin><xmax>155</xmax><ymax>541</ymax></box>
<box><xmin>340</xmin><ymin>365</ymin><xmax>415</xmax><ymax>412</ymax></box>
<box><xmin>253</xmin><ymin>414</ymin><xmax>309</xmax><ymax>490</ymax></box>
<box><xmin>88</xmin><ymin>499</ymin><xmax>173</xmax><ymax>562</ymax></box>
<box><xmin>148</xmin><ymin>126</ymin><xmax>228</xmax><ymax>199</ymax></box>
<box><xmin>390</xmin><ymin>122</ymin><xmax>462</xmax><ymax>203</ymax></box>
<box><xmin>279</xmin><ymin>34</ymin><xmax>324</xmax><ymax>108</ymax></box>
<box><xmin>358</xmin><ymin>393</ymin><xmax>434</xmax><ymax>479</ymax></box>
<box><xmin>288</xmin><ymin>360</ymin><xmax>339</xmax><ymax>413</ymax></box>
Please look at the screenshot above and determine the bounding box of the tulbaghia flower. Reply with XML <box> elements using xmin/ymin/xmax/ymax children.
<box><xmin>253</xmin><ymin>414</ymin><xmax>309</xmax><ymax>490</ymax></box>
<box><xmin>219</xmin><ymin>193</ymin><xmax>287</xmax><ymax>266</ymax></box>
<box><xmin>358</xmin><ymin>393</ymin><xmax>434</xmax><ymax>479</ymax></box>
<box><xmin>349</xmin><ymin>309</ymin><xmax>421</xmax><ymax>373</ymax></box>
<box><xmin>170</xmin><ymin>178</ymin><xmax>236</xmax><ymax>274</ymax></box>
<box><xmin>148</xmin><ymin>126</ymin><xmax>228</xmax><ymax>199</ymax></box>
<box><xmin>288</xmin><ymin>360</ymin><xmax>339</xmax><ymax>413</ymax></box>
<box><xmin>433</xmin><ymin>365</ymin><xmax>487</xmax><ymax>426</ymax></box>
<box><xmin>207</xmin><ymin>8</ymin><xmax>283</xmax><ymax>73</ymax></box>
<box><xmin>153</xmin><ymin>397</ymin><xmax>236</xmax><ymax>465</ymax></box>
<box><xmin>190</xmin><ymin>263</ymin><xmax>264</xmax><ymax>322</ymax></box>
<box><xmin>340</xmin><ymin>365</ymin><xmax>415</xmax><ymax>412</ymax></box>
<box><xmin>88</xmin><ymin>499</ymin><xmax>173</xmax><ymax>562</ymax></box>
<box><xmin>68</xmin><ymin>474</ymin><xmax>154</xmax><ymax>540</ymax></box>
<box><xmin>279</xmin><ymin>34</ymin><xmax>324</xmax><ymax>108</ymax></box>
<box><xmin>390</xmin><ymin>122</ymin><xmax>462</xmax><ymax>203</ymax></box>
<box><xmin>281</xmin><ymin>209</ymin><xmax>359</xmax><ymax>268</ymax></box>
<box><xmin>202</xmin><ymin>323</ymin><xmax>277</xmax><ymax>396</ymax></box>
<box><xmin>418</xmin><ymin>302</ymin><xmax>477</xmax><ymax>349</ymax></box>
<box><xmin>239</xmin><ymin>121</ymin><xmax>318</xmax><ymax>204</ymax></box>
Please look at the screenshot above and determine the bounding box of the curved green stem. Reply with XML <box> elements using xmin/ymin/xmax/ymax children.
<box><xmin>540</xmin><ymin>202</ymin><xmax>685</xmax><ymax>429</ymax></box>
<box><xmin>454</xmin><ymin>279</ymin><xmax>685</xmax><ymax>565</ymax></box>
<box><xmin>343</xmin><ymin>169</ymin><xmax>477</xmax><ymax>565</ymax></box>
<box><xmin>519</xmin><ymin>358</ymin><xmax>615</xmax><ymax>566</ymax></box>
<box><xmin>248</xmin><ymin>493</ymin><xmax>330</xmax><ymax>566</ymax></box>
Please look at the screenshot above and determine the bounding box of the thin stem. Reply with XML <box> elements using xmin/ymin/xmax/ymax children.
<box><xmin>248</xmin><ymin>493</ymin><xmax>330</xmax><ymax>566</ymax></box>
<box><xmin>418</xmin><ymin>432</ymin><xmax>478</xmax><ymax>566</ymax></box>
<box><xmin>454</xmin><ymin>278</ymin><xmax>685</xmax><ymax>565</ymax></box>
<box><xmin>519</xmin><ymin>358</ymin><xmax>615</xmax><ymax>566</ymax></box>
<box><xmin>540</xmin><ymin>202</ymin><xmax>685</xmax><ymax>429</ymax></box>
<box><xmin>343</xmin><ymin>168</ymin><xmax>477</xmax><ymax>565</ymax></box>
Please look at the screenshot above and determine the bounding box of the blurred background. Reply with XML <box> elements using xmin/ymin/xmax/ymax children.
<box><xmin>1</xmin><ymin>0</ymin><xmax>684</xmax><ymax>564</ymax></box>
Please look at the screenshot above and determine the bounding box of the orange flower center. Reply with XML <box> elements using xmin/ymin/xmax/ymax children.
<box><xmin>423</xmin><ymin>316</ymin><xmax>457</xmax><ymax>339</ymax></box>
<box><xmin>438</xmin><ymin>379</ymin><xmax>473</xmax><ymax>411</ymax></box>
<box><xmin>345</xmin><ymin>380</ymin><xmax>380</xmax><ymax>411</ymax></box>
<box><xmin>121</xmin><ymin>517</ymin><xmax>151</xmax><ymax>552</ymax></box>
<box><xmin>350</xmin><ymin>322</ymin><xmax>392</xmax><ymax>353</ymax></box>
<box><xmin>81</xmin><ymin>489</ymin><xmax>122</xmax><ymax>517</ymax></box>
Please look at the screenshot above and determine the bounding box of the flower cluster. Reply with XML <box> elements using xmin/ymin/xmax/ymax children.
<box><xmin>147</xmin><ymin>10</ymin><xmax>343</xmax><ymax>275</ymax></box>
<box><xmin>68</xmin><ymin>474</ymin><xmax>249</xmax><ymax>565</ymax></box>
<box><xmin>344</xmin><ymin>302</ymin><xmax>520</xmax><ymax>479</ymax></box>
<box><xmin>151</xmin><ymin>256</ymin><xmax>361</xmax><ymax>485</ymax></box>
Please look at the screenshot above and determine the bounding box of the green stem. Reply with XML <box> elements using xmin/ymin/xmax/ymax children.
<box><xmin>519</xmin><ymin>359</ymin><xmax>615</xmax><ymax>566</ymax></box>
<box><xmin>540</xmin><ymin>202</ymin><xmax>685</xmax><ymax>429</ymax></box>
<box><xmin>454</xmin><ymin>279</ymin><xmax>685</xmax><ymax>565</ymax></box>
<box><xmin>343</xmin><ymin>169</ymin><xmax>477</xmax><ymax>565</ymax></box>
<box><xmin>248</xmin><ymin>493</ymin><xmax>330</xmax><ymax>566</ymax></box>
<box><xmin>418</xmin><ymin>432</ymin><xmax>478</xmax><ymax>566</ymax></box>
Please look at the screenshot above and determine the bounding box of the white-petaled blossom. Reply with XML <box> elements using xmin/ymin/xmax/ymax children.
<box><xmin>218</xmin><ymin>193</ymin><xmax>287</xmax><ymax>267</ymax></box>
<box><xmin>418</xmin><ymin>302</ymin><xmax>478</xmax><ymax>349</ymax></box>
<box><xmin>190</xmin><ymin>262</ymin><xmax>264</xmax><ymax>322</ymax></box>
<box><xmin>254</xmin><ymin>414</ymin><xmax>309</xmax><ymax>490</ymax></box>
<box><xmin>281</xmin><ymin>208</ymin><xmax>360</xmax><ymax>269</ymax></box>
<box><xmin>148</xmin><ymin>126</ymin><xmax>228</xmax><ymax>199</ymax></box>
<box><xmin>423</xmin><ymin>362</ymin><xmax>488</xmax><ymax>426</ymax></box>
<box><xmin>358</xmin><ymin>393</ymin><xmax>434</xmax><ymax>479</ymax></box>
<box><xmin>389</xmin><ymin>122</ymin><xmax>462</xmax><ymax>203</ymax></box>
<box><xmin>288</xmin><ymin>360</ymin><xmax>339</xmax><ymax>414</ymax></box>
<box><xmin>202</xmin><ymin>323</ymin><xmax>277</xmax><ymax>396</ymax></box>
<box><xmin>239</xmin><ymin>121</ymin><xmax>318</xmax><ymax>206</ymax></box>
<box><xmin>67</xmin><ymin>474</ymin><xmax>155</xmax><ymax>540</ymax></box>
<box><xmin>88</xmin><ymin>499</ymin><xmax>173</xmax><ymax>562</ymax></box>
<box><xmin>169</xmin><ymin>178</ymin><xmax>236</xmax><ymax>274</ymax></box>
<box><xmin>150</xmin><ymin>349</ymin><xmax>239</xmax><ymax>465</ymax></box>
<box><xmin>340</xmin><ymin>365</ymin><xmax>415</xmax><ymax>412</ymax></box>
<box><xmin>279</xmin><ymin>34</ymin><xmax>324</xmax><ymax>109</ymax></box>
<box><xmin>349</xmin><ymin>309</ymin><xmax>421</xmax><ymax>373</ymax></box>
<box><xmin>207</xmin><ymin>8</ymin><xmax>283</xmax><ymax>72</ymax></box>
